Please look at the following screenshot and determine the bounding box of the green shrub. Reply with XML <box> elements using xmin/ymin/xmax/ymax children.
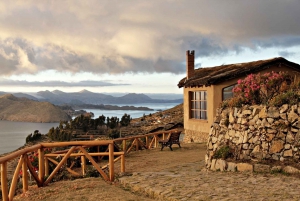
<box><xmin>214</xmin><ymin>146</ymin><xmax>230</xmax><ymax>159</ymax></box>
<box><xmin>270</xmin><ymin>89</ymin><xmax>300</xmax><ymax>107</ymax></box>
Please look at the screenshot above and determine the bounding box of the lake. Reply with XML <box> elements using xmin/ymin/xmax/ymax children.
<box><xmin>0</xmin><ymin>102</ymin><xmax>181</xmax><ymax>154</ymax></box>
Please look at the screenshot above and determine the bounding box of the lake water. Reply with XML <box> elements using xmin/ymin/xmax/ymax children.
<box><xmin>0</xmin><ymin>121</ymin><xmax>59</xmax><ymax>155</ymax></box>
<box><xmin>0</xmin><ymin>102</ymin><xmax>181</xmax><ymax>155</ymax></box>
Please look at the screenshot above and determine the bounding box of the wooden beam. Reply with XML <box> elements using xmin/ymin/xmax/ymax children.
<box><xmin>78</xmin><ymin>147</ymin><xmax>109</xmax><ymax>181</ymax></box>
<box><xmin>38</xmin><ymin>148</ymin><xmax>45</xmax><ymax>183</ymax></box>
<box><xmin>47</xmin><ymin>157</ymin><xmax>80</xmax><ymax>176</ymax></box>
<box><xmin>126</xmin><ymin>139</ymin><xmax>137</xmax><ymax>154</ymax></box>
<box><xmin>121</xmin><ymin>154</ymin><xmax>125</xmax><ymax>173</ymax></box>
<box><xmin>44</xmin><ymin>146</ymin><xmax>76</xmax><ymax>185</ymax></box>
<box><xmin>137</xmin><ymin>138</ymin><xmax>147</xmax><ymax>149</ymax></box>
<box><xmin>1</xmin><ymin>162</ymin><xmax>9</xmax><ymax>201</ymax></box>
<box><xmin>9</xmin><ymin>155</ymin><xmax>24</xmax><ymax>200</ymax></box>
<box><xmin>41</xmin><ymin>140</ymin><xmax>114</xmax><ymax>148</ymax></box>
<box><xmin>0</xmin><ymin>144</ymin><xmax>42</xmax><ymax>164</ymax></box>
<box><xmin>81</xmin><ymin>155</ymin><xmax>86</xmax><ymax>176</ymax></box>
<box><xmin>44</xmin><ymin>152</ymin><xmax>124</xmax><ymax>157</ymax></box>
<box><xmin>45</xmin><ymin>158</ymin><xmax>49</xmax><ymax>176</ymax></box>
<box><xmin>22</xmin><ymin>156</ymin><xmax>28</xmax><ymax>192</ymax></box>
<box><xmin>109</xmin><ymin>143</ymin><xmax>114</xmax><ymax>181</ymax></box>
<box><xmin>122</xmin><ymin>139</ymin><xmax>127</xmax><ymax>153</ymax></box>
<box><xmin>145</xmin><ymin>136</ymin><xmax>149</xmax><ymax>148</ymax></box>
<box><xmin>26</xmin><ymin>155</ymin><xmax>42</xmax><ymax>187</ymax></box>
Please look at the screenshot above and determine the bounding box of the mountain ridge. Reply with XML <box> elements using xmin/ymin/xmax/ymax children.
<box><xmin>0</xmin><ymin>90</ymin><xmax>183</xmax><ymax>105</ymax></box>
<box><xmin>0</xmin><ymin>94</ymin><xmax>71</xmax><ymax>123</ymax></box>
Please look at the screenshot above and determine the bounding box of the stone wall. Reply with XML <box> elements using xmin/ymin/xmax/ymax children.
<box><xmin>205</xmin><ymin>104</ymin><xmax>300</xmax><ymax>170</ymax></box>
<box><xmin>184</xmin><ymin>129</ymin><xmax>208</xmax><ymax>143</ymax></box>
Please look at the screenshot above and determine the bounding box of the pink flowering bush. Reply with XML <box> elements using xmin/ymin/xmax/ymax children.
<box><xmin>224</xmin><ymin>71</ymin><xmax>299</xmax><ymax>107</ymax></box>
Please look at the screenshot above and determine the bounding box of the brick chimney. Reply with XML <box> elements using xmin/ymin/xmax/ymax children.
<box><xmin>186</xmin><ymin>50</ymin><xmax>195</xmax><ymax>79</ymax></box>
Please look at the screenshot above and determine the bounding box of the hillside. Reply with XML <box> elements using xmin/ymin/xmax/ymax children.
<box><xmin>0</xmin><ymin>94</ymin><xmax>71</xmax><ymax>123</ymax></box>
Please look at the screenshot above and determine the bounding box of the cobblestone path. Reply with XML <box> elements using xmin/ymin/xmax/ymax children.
<box><xmin>119</xmin><ymin>159</ymin><xmax>300</xmax><ymax>201</ymax></box>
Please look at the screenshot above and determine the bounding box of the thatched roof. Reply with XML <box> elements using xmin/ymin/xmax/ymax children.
<box><xmin>178</xmin><ymin>57</ymin><xmax>300</xmax><ymax>88</ymax></box>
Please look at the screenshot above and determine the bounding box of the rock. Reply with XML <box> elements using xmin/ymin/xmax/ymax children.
<box><xmin>259</xmin><ymin>107</ymin><xmax>268</xmax><ymax>118</ymax></box>
<box><xmin>285</xmin><ymin>144</ymin><xmax>291</xmax><ymax>149</ymax></box>
<box><xmin>266</xmin><ymin>134</ymin><xmax>275</xmax><ymax>141</ymax></box>
<box><xmin>272</xmin><ymin>154</ymin><xmax>279</xmax><ymax>160</ymax></box>
<box><xmin>227</xmin><ymin>162</ymin><xmax>237</xmax><ymax>172</ymax></box>
<box><xmin>286</xmin><ymin>132</ymin><xmax>294</xmax><ymax>143</ymax></box>
<box><xmin>271</xmin><ymin>166</ymin><xmax>282</xmax><ymax>172</ymax></box>
<box><xmin>242</xmin><ymin>110</ymin><xmax>252</xmax><ymax>115</ymax></box>
<box><xmin>288</xmin><ymin>110</ymin><xmax>299</xmax><ymax>123</ymax></box>
<box><xmin>228</xmin><ymin>130</ymin><xmax>235</xmax><ymax>137</ymax></box>
<box><xmin>242</xmin><ymin>143</ymin><xmax>249</xmax><ymax>149</ymax></box>
<box><xmin>283</xmin><ymin>149</ymin><xmax>293</xmax><ymax>157</ymax></box>
<box><xmin>237</xmin><ymin>163</ymin><xmax>253</xmax><ymax>172</ymax></box>
<box><xmin>254</xmin><ymin>164</ymin><xmax>270</xmax><ymax>173</ymax></box>
<box><xmin>267</xmin><ymin>118</ymin><xmax>274</xmax><ymax>124</ymax></box>
<box><xmin>211</xmin><ymin>137</ymin><xmax>218</xmax><ymax>143</ymax></box>
<box><xmin>267</xmin><ymin>129</ymin><xmax>277</xmax><ymax>134</ymax></box>
<box><xmin>262</xmin><ymin>142</ymin><xmax>268</xmax><ymax>150</ymax></box>
<box><xmin>229</xmin><ymin>112</ymin><xmax>235</xmax><ymax>123</ymax></box>
<box><xmin>215</xmin><ymin>159</ymin><xmax>227</xmax><ymax>171</ymax></box>
<box><xmin>291</xmin><ymin>127</ymin><xmax>299</xmax><ymax>133</ymax></box>
<box><xmin>210</xmin><ymin>159</ymin><xmax>217</xmax><ymax>171</ymax></box>
<box><xmin>283</xmin><ymin>166</ymin><xmax>300</xmax><ymax>174</ymax></box>
<box><xmin>267</xmin><ymin>107</ymin><xmax>280</xmax><ymax>118</ymax></box>
<box><xmin>269</xmin><ymin>140</ymin><xmax>284</xmax><ymax>154</ymax></box>
<box><xmin>279</xmin><ymin>113</ymin><xmax>287</xmax><ymax>119</ymax></box>
<box><xmin>280</xmin><ymin>104</ymin><xmax>289</xmax><ymax>113</ymax></box>
<box><xmin>292</xmin><ymin>120</ymin><xmax>300</xmax><ymax>128</ymax></box>
<box><xmin>252</xmin><ymin>108</ymin><xmax>260</xmax><ymax>116</ymax></box>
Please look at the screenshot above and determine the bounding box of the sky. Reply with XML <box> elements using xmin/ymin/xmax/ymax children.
<box><xmin>0</xmin><ymin>0</ymin><xmax>300</xmax><ymax>94</ymax></box>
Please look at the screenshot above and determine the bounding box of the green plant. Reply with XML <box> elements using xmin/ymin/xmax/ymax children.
<box><xmin>85</xmin><ymin>166</ymin><xmax>100</xmax><ymax>178</ymax></box>
<box><xmin>214</xmin><ymin>146</ymin><xmax>230</xmax><ymax>159</ymax></box>
<box><xmin>270</xmin><ymin>89</ymin><xmax>300</xmax><ymax>106</ymax></box>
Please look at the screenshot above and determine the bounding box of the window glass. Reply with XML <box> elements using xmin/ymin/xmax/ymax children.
<box><xmin>222</xmin><ymin>84</ymin><xmax>236</xmax><ymax>100</ymax></box>
<box><xmin>189</xmin><ymin>91</ymin><xmax>207</xmax><ymax>120</ymax></box>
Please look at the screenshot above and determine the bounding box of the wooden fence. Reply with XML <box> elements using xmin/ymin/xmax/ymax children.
<box><xmin>0</xmin><ymin>129</ymin><xmax>179</xmax><ymax>201</ymax></box>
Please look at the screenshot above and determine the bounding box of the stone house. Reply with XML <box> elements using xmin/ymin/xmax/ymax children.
<box><xmin>178</xmin><ymin>50</ymin><xmax>300</xmax><ymax>143</ymax></box>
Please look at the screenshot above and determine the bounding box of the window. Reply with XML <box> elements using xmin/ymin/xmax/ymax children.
<box><xmin>222</xmin><ymin>84</ymin><xmax>236</xmax><ymax>101</ymax></box>
<box><xmin>190</xmin><ymin>91</ymin><xmax>207</xmax><ymax>120</ymax></box>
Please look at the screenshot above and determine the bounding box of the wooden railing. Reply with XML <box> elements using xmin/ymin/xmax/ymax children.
<box><xmin>113</xmin><ymin>129</ymin><xmax>179</xmax><ymax>154</ymax></box>
<box><xmin>0</xmin><ymin>129</ymin><xmax>179</xmax><ymax>201</ymax></box>
<box><xmin>0</xmin><ymin>140</ymin><xmax>124</xmax><ymax>201</ymax></box>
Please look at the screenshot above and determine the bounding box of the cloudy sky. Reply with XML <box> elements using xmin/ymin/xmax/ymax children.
<box><xmin>0</xmin><ymin>0</ymin><xmax>300</xmax><ymax>94</ymax></box>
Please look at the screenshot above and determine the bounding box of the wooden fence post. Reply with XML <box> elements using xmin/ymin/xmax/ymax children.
<box><xmin>8</xmin><ymin>155</ymin><xmax>24</xmax><ymax>200</ymax></box>
<box><xmin>22</xmin><ymin>155</ymin><xmax>29</xmax><ymax>193</ymax></box>
<box><xmin>108</xmin><ymin>143</ymin><xmax>114</xmax><ymax>181</ymax></box>
<box><xmin>145</xmin><ymin>136</ymin><xmax>149</xmax><ymax>148</ymax></box>
<box><xmin>1</xmin><ymin>162</ymin><xmax>8</xmax><ymax>201</ymax></box>
<box><xmin>121</xmin><ymin>154</ymin><xmax>125</xmax><ymax>173</ymax></box>
<box><xmin>122</xmin><ymin>140</ymin><xmax>126</xmax><ymax>153</ymax></box>
<box><xmin>81</xmin><ymin>155</ymin><xmax>86</xmax><ymax>175</ymax></box>
<box><xmin>45</xmin><ymin>158</ymin><xmax>49</xmax><ymax>177</ymax></box>
<box><xmin>38</xmin><ymin>148</ymin><xmax>45</xmax><ymax>184</ymax></box>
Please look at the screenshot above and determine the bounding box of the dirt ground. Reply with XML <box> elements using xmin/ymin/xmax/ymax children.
<box><xmin>13</xmin><ymin>143</ymin><xmax>205</xmax><ymax>201</ymax></box>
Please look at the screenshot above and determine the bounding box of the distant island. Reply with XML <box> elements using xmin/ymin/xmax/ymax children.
<box><xmin>70</xmin><ymin>104</ymin><xmax>154</xmax><ymax>111</ymax></box>
<box><xmin>0</xmin><ymin>94</ymin><xmax>71</xmax><ymax>123</ymax></box>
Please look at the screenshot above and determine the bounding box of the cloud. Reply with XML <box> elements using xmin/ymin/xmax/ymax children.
<box><xmin>0</xmin><ymin>0</ymin><xmax>300</xmax><ymax>76</ymax></box>
<box><xmin>278</xmin><ymin>51</ymin><xmax>296</xmax><ymax>58</ymax></box>
<box><xmin>0</xmin><ymin>79</ymin><xmax>128</xmax><ymax>87</ymax></box>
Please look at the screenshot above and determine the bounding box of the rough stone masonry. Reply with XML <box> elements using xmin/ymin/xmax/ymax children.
<box><xmin>205</xmin><ymin>104</ymin><xmax>300</xmax><ymax>173</ymax></box>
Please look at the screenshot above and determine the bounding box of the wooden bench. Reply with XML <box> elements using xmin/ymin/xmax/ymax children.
<box><xmin>159</xmin><ymin>131</ymin><xmax>182</xmax><ymax>151</ymax></box>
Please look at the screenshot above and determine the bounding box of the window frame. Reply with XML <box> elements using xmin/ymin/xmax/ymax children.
<box><xmin>222</xmin><ymin>84</ymin><xmax>236</xmax><ymax>101</ymax></box>
<box><xmin>189</xmin><ymin>91</ymin><xmax>207</xmax><ymax>120</ymax></box>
